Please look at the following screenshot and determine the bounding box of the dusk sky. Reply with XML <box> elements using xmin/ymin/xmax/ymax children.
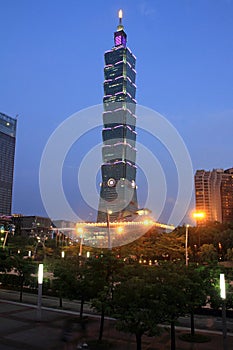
<box><xmin>1</xmin><ymin>0</ymin><xmax>233</xmax><ymax>225</ymax></box>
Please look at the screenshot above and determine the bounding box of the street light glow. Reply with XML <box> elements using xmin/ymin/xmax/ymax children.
<box><xmin>38</xmin><ymin>263</ymin><xmax>43</xmax><ymax>285</ymax></box>
<box><xmin>117</xmin><ymin>227</ymin><xmax>123</xmax><ymax>234</ymax></box>
<box><xmin>220</xmin><ymin>273</ymin><xmax>226</xmax><ymax>299</ymax></box>
<box><xmin>77</xmin><ymin>227</ymin><xmax>84</xmax><ymax>234</ymax></box>
<box><xmin>193</xmin><ymin>212</ymin><xmax>205</xmax><ymax>219</ymax></box>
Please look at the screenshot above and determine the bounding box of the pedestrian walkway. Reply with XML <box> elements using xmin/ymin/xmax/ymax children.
<box><xmin>0</xmin><ymin>300</ymin><xmax>233</xmax><ymax>350</ymax></box>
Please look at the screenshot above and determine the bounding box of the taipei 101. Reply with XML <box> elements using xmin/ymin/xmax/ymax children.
<box><xmin>0</xmin><ymin>3</ymin><xmax>233</xmax><ymax>350</ymax></box>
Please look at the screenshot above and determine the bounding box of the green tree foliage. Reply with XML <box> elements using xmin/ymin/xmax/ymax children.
<box><xmin>6</xmin><ymin>254</ymin><xmax>36</xmax><ymax>302</ymax></box>
<box><xmin>112</xmin><ymin>266</ymin><xmax>165</xmax><ymax>350</ymax></box>
<box><xmin>52</xmin><ymin>255</ymin><xmax>96</xmax><ymax>316</ymax></box>
<box><xmin>88</xmin><ymin>252</ymin><xmax>124</xmax><ymax>341</ymax></box>
<box><xmin>199</xmin><ymin>244</ymin><xmax>218</xmax><ymax>263</ymax></box>
<box><xmin>118</xmin><ymin>227</ymin><xmax>185</xmax><ymax>263</ymax></box>
<box><xmin>183</xmin><ymin>266</ymin><xmax>211</xmax><ymax>337</ymax></box>
<box><xmin>116</xmin><ymin>226</ymin><xmax>159</xmax><ymax>261</ymax></box>
<box><xmin>0</xmin><ymin>249</ymin><xmax>10</xmax><ymax>272</ymax></box>
<box><xmin>225</xmin><ymin>248</ymin><xmax>233</xmax><ymax>261</ymax></box>
<box><xmin>153</xmin><ymin>263</ymin><xmax>191</xmax><ymax>350</ymax></box>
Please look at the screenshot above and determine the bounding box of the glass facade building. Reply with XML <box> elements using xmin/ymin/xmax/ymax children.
<box><xmin>97</xmin><ymin>15</ymin><xmax>138</xmax><ymax>222</ymax></box>
<box><xmin>0</xmin><ymin>112</ymin><xmax>17</xmax><ymax>215</ymax></box>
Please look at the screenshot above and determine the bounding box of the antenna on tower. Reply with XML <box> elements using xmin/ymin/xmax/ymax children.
<box><xmin>117</xmin><ymin>9</ymin><xmax>124</xmax><ymax>31</ymax></box>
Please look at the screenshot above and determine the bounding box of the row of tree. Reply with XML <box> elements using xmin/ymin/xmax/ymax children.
<box><xmin>1</xmin><ymin>222</ymin><xmax>233</xmax><ymax>349</ymax></box>
<box><xmin>52</xmin><ymin>253</ymin><xmax>233</xmax><ymax>350</ymax></box>
<box><xmin>1</xmin><ymin>250</ymin><xmax>231</xmax><ymax>350</ymax></box>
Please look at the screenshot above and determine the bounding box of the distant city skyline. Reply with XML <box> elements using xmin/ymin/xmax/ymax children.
<box><xmin>1</xmin><ymin>1</ymin><xmax>233</xmax><ymax>224</ymax></box>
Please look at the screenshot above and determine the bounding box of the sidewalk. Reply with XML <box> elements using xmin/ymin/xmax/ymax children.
<box><xmin>0</xmin><ymin>300</ymin><xmax>233</xmax><ymax>350</ymax></box>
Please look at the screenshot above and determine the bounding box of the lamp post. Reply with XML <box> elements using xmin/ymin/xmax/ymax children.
<box><xmin>77</xmin><ymin>227</ymin><xmax>84</xmax><ymax>256</ymax></box>
<box><xmin>37</xmin><ymin>263</ymin><xmax>43</xmax><ymax>321</ymax></box>
<box><xmin>2</xmin><ymin>226</ymin><xmax>15</xmax><ymax>249</ymax></box>
<box><xmin>2</xmin><ymin>230</ymin><xmax>9</xmax><ymax>249</ymax></box>
<box><xmin>185</xmin><ymin>224</ymin><xmax>189</xmax><ymax>266</ymax></box>
<box><xmin>106</xmin><ymin>210</ymin><xmax>112</xmax><ymax>250</ymax></box>
<box><xmin>220</xmin><ymin>273</ymin><xmax>228</xmax><ymax>350</ymax></box>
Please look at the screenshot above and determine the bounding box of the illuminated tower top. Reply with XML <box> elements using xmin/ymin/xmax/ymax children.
<box><xmin>114</xmin><ymin>9</ymin><xmax>127</xmax><ymax>47</ymax></box>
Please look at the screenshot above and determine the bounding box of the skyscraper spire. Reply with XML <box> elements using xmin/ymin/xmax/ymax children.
<box><xmin>117</xmin><ymin>9</ymin><xmax>124</xmax><ymax>31</ymax></box>
<box><xmin>114</xmin><ymin>9</ymin><xmax>127</xmax><ymax>47</ymax></box>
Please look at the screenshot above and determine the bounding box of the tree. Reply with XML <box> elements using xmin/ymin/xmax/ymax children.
<box><xmin>89</xmin><ymin>252</ymin><xmax>124</xmax><ymax>341</ymax></box>
<box><xmin>183</xmin><ymin>266</ymin><xmax>211</xmax><ymax>337</ymax></box>
<box><xmin>117</xmin><ymin>226</ymin><xmax>159</xmax><ymax>261</ymax></box>
<box><xmin>0</xmin><ymin>249</ymin><xmax>10</xmax><ymax>272</ymax></box>
<box><xmin>112</xmin><ymin>264</ymin><xmax>165</xmax><ymax>350</ymax></box>
<box><xmin>153</xmin><ymin>263</ymin><xmax>190</xmax><ymax>350</ymax></box>
<box><xmin>225</xmin><ymin>248</ymin><xmax>233</xmax><ymax>261</ymax></box>
<box><xmin>199</xmin><ymin>244</ymin><xmax>218</xmax><ymax>263</ymax></box>
<box><xmin>207</xmin><ymin>265</ymin><xmax>233</xmax><ymax>311</ymax></box>
<box><xmin>53</xmin><ymin>257</ymin><xmax>79</xmax><ymax>307</ymax></box>
<box><xmin>153</xmin><ymin>232</ymin><xmax>185</xmax><ymax>261</ymax></box>
<box><xmin>7</xmin><ymin>254</ymin><xmax>36</xmax><ymax>302</ymax></box>
<box><xmin>118</xmin><ymin>228</ymin><xmax>185</xmax><ymax>263</ymax></box>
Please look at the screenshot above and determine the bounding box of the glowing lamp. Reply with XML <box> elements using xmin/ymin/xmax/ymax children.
<box><xmin>77</xmin><ymin>227</ymin><xmax>83</xmax><ymax>234</ymax></box>
<box><xmin>193</xmin><ymin>212</ymin><xmax>205</xmax><ymax>219</ymax></box>
<box><xmin>117</xmin><ymin>227</ymin><xmax>123</xmax><ymax>234</ymax></box>
<box><xmin>38</xmin><ymin>264</ymin><xmax>43</xmax><ymax>285</ymax></box>
<box><xmin>220</xmin><ymin>273</ymin><xmax>226</xmax><ymax>299</ymax></box>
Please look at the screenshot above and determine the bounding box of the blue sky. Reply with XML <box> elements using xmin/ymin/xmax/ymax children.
<box><xmin>1</xmin><ymin>0</ymin><xmax>233</xmax><ymax>224</ymax></box>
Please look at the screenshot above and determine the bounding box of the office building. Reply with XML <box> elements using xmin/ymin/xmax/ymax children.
<box><xmin>0</xmin><ymin>112</ymin><xmax>17</xmax><ymax>215</ymax></box>
<box><xmin>97</xmin><ymin>11</ymin><xmax>138</xmax><ymax>222</ymax></box>
<box><xmin>12</xmin><ymin>215</ymin><xmax>53</xmax><ymax>237</ymax></box>
<box><xmin>195</xmin><ymin>168</ymin><xmax>233</xmax><ymax>224</ymax></box>
<box><xmin>221</xmin><ymin>168</ymin><xmax>233</xmax><ymax>223</ymax></box>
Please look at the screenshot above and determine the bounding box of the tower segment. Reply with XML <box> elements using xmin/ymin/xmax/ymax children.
<box><xmin>97</xmin><ymin>11</ymin><xmax>138</xmax><ymax>222</ymax></box>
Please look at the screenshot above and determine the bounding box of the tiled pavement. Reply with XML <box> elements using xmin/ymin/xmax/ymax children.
<box><xmin>0</xmin><ymin>300</ymin><xmax>233</xmax><ymax>350</ymax></box>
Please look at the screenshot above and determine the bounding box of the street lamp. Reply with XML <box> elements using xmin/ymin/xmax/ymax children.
<box><xmin>77</xmin><ymin>227</ymin><xmax>84</xmax><ymax>256</ymax></box>
<box><xmin>185</xmin><ymin>224</ymin><xmax>189</xmax><ymax>266</ymax></box>
<box><xmin>2</xmin><ymin>225</ymin><xmax>15</xmax><ymax>249</ymax></box>
<box><xmin>37</xmin><ymin>263</ymin><xmax>43</xmax><ymax>321</ymax></box>
<box><xmin>220</xmin><ymin>273</ymin><xmax>228</xmax><ymax>350</ymax></box>
<box><xmin>61</xmin><ymin>251</ymin><xmax>65</xmax><ymax>258</ymax></box>
<box><xmin>117</xmin><ymin>227</ymin><xmax>123</xmax><ymax>234</ymax></box>
<box><xmin>106</xmin><ymin>210</ymin><xmax>112</xmax><ymax>250</ymax></box>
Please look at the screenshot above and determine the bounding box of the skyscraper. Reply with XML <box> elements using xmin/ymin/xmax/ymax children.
<box><xmin>221</xmin><ymin>168</ymin><xmax>233</xmax><ymax>223</ymax></box>
<box><xmin>0</xmin><ymin>112</ymin><xmax>17</xmax><ymax>215</ymax></box>
<box><xmin>97</xmin><ymin>11</ymin><xmax>138</xmax><ymax>222</ymax></box>
<box><xmin>195</xmin><ymin>168</ymin><xmax>233</xmax><ymax>224</ymax></box>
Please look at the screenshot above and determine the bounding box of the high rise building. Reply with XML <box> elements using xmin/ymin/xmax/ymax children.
<box><xmin>221</xmin><ymin>168</ymin><xmax>233</xmax><ymax>223</ymax></box>
<box><xmin>194</xmin><ymin>168</ymin><xmax>233</xmax><ymax>224</ymax></box>
<box><xmin>97</xmin><ymin>11</ymin><xmax>138</xmax><ymax>222</ymax></box>
<box><xmin>0</xmin><ymin>112</ymin><xmax>17</xmax><ymax>215</ymax></box>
